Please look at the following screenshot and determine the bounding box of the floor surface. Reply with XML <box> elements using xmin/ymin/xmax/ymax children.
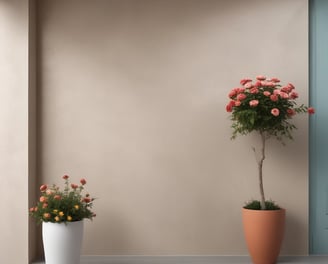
<box><xmin>32</xmin><ymin>255</ymin><xmax>328</xmax><ymax>264</ymax></box>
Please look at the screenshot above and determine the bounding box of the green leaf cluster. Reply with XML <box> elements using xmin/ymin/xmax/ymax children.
<box><xmin>244</xmin><ymin>200</ymin><xmax>281</xmax><ymax>210</ymax></box>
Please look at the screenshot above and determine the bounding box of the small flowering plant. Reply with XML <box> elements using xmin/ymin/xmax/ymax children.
<box><xmin>226</xmin><ymin>75</ymin><xmax>314</xmax><ymax>210</ymax></box>
<box><xmin>29</xmin><ymin>175</ymin><xmax>96</xmax><ymax>224</ymax></box>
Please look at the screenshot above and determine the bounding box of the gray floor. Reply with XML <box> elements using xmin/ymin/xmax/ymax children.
<box><xmin>32</xmin><ymin>255</ymin><xmax>328</xmax><ymax>264</ymax></box>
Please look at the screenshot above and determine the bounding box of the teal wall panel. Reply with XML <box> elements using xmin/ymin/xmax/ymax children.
<box><xmin>310</xmin><ymin>0</ymin><xmax>328</xmax><ymax>254</ymax></box>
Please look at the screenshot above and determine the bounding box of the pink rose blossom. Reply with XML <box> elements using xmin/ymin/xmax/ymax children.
<box><xmin>270</xmin><ymin>95</ymin><xmax>278</xmax><ymax>102</ymax></box>
<box><xmin>256</xmin><ymin>75</ymin><xmax>266</xmax><ymax>81</ymax></box>
<box><xmin>237</xmin><ymin>93</ymin><xmax>247</xmax><ymax>101</ymax></box>
<box><xmin>250</xmin><ymin>87</ymin><xmax>259</xmax><ymax>94</ymax></box>
<box><xmin>226</xmin><ymin>104</ymin><xmax>233</xmax><ymax>113</ymax></box>
<box><xmin>263</xmin><ymin>91</ymin><xmax>271</xmax><ymax>96</ymax></box>
<box><xmin>279</xmin><ymin>92</ymin><xmax>289</xmax><ymax>99</ymax></box>
<box><xmin>240</xmin><ymin>78</ymin><xmax>252</xmax><ymax>85</ymax></box>
<box><xmin>249</xmin><ymin>100</ymin><xmax>259</xmax><ymax>107</ymax></box>
<box><xmin>273</xmin><ymin>89</ymin><xmax>280</xmax><ymax>95</ymax></box>
<box><xmin>266</xmin><ymin>81</ymin><xmax>275</xmax><ymax>87</ymax></box>
<box><xmin>271</xmin><ymin>108</ymin><xmax>280</xmax><ymax>116</ymax></box>
<box><xmin>80</xmin><ymin>178</ymin><xmax>87</xmax><ymax>185</ymax></box>
<box><xmin>225</xmin><ymin>100</ymin><xmax>235</xmax><ymax>112</ymax></box>
<box><xmin>62</xmin><ymin>175</ymin><xmax>69</xmax><ymax>180</ymax></box>
<box><xmin>260</xmin><ymin>80</ymin><xmax>275</xmax><ymax>87</ymax></box>
<box><xmin>234</xmin><ymin>100</ymin><xmax>241</xmax><ymax>106</ymax></box>
<box><xmin>254</xmin><ymin>81</ymin><xmax>262</xmax><ymax>87</ymax></box>
<box><xmin>287</xmin><ymin>83</ymin><xmax>295</xmax><ymax>90</ymax></box>
<box><xmin>281</xmin><ymin>86</ymin><xmax>292</xmax><ymax>93</ymax></box>
<box><xmin>237</xmin><ymin>87</ymin><xmax>245</xmax><ymax>93</ymax></box>
<box><xmin>289</xmin><ymin>91</ymin><xmax>298</xmax><ymax>99</ymax></box>
<box><xmin>228</xmin><ymin>90</ymin><xmax>237</xmax><ymax>98</ymax></box>
<box><xmin>244</xmin><ymin>82</ymin><xmax>253</xmax><ymax>89</ymax></box>
<box><xmin>270</xmin><ymin>77</ymin><xmax>280</xmax><ymax>83</ymax></box>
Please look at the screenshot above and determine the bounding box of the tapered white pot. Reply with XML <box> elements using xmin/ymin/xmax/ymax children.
<box><xmin>42</xmin><ymin>221</ymin><xmax>84</xmax><ymax>264</ymax></box>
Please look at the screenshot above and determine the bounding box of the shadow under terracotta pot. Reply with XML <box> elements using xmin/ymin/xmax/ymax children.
<box><xmin>242</xmin><ymin>208</ymin><xmax>286</xmax><ymax>264</ymax></box>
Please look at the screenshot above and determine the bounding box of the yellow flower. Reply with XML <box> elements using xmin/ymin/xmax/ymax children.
<box><xmin>67</xmin><ymin>216</ymin><xmax>72</xmax><ymax>221</ymax></box>
<box><xmin>74</xmin><ymin>205</ymin><xmax>79</xmax><ymax>210</ymax></box>
<box><xmin>59</xmin><ymin>211</ymin><xmax>64</xmax><ymax>217</ymax></box>
<box><xmin>55</xmin><ymin>216</ymin><xmax>60</xmax><ymax>222</ymax></box>
<box><xmin>53</xmin><ymin>209</ymin><xmax>58</xmax><ymax>214</ymax></box>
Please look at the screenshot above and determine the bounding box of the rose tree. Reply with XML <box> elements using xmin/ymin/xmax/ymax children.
<box><xmin>226</xmin><ymin>75</ymin><xmax>314</xmax><ymax>210</ymax></box>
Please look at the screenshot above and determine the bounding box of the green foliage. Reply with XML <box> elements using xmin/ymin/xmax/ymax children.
<box><xmin>244</xmin><ymin>200</ymin><xmax>281</xmax><ymax>210</ymax></box>
<box><xmin>29</xmin><ymin>175</ymin><xmax>96</xmax><ymax>224</ymax></box>
<box><xmin>226</xmin><ymin>76</ymin><xmax>311</xmax><ymax>143</ymax></box>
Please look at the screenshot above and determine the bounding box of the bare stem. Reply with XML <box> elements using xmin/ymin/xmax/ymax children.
<box><xmin>252</xmin><ymin>131</ymin><xmax>266</xmax><ymax>210</ymax></box>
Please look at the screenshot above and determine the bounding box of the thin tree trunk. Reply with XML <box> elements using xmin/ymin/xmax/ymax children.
<box><xmin>258</xmin><ymin>131</ymin><xmax>266</xmax><ymax>210</ymax></box>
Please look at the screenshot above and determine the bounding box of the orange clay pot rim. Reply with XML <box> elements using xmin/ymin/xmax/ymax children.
<box><xmin>242</xmin><ymin>208</ymin><xmax>286</xmax><ymax>212</ymax></box>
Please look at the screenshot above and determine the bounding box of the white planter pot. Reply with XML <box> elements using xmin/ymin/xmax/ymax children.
<box><xmin>42</xmin><ymin>221</ymin><xmax>84</xmax><ymax>264</ymax></box>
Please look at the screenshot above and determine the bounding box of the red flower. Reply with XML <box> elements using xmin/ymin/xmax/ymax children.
<box><xmin>71</xmin><ymin>184</ymin><xmax>78</xmax><ymax>189</ymax></box>
<box><xmin>308</xmin><ymin>107</ymin><xmax>315</xmax><ymax>114</ymax></box>
<box><xmin>40</xmin><ymin>184</ymin><xmax>47</xmax><ymax>192</ymax></box>
<box><xmin>80</xmin><ymin>178</ymin><xmax>87</xmax><ymax>185</ymax></box>
<box><xmin>83</xmin><ymin>197</ymin><xmax>91</xmax><ymax>203</ymax></box>
<box><xmin>40</xmin><ymin>196</ymin><xmax>47</xmax><ymax>203</ymax></box>
<box><xmin>54</xmin><ymin>195</ymin><xmax>61</xmax><ymax>200</ymax></box>
<box><xmin>62</xmin><ymin>175</ymin><xmax>69</xmax><ymax>180</ymax></box>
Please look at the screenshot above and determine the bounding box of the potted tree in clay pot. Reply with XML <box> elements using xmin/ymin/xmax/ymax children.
<box><xmin>225</xmin><ymin>75</ymin><xmax>314</xmax><ymax>264</ymax></box>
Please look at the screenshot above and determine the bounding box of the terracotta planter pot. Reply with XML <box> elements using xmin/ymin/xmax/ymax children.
<box><xmin>242</xmin><ymin>208</ymin><xmax>286</xmax><ymax>264</ymax></box>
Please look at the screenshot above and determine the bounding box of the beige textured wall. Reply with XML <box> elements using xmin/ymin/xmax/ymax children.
<box><xmin>0</xmin><ymin>0</ymin><xmax>31</xmax><ymax>263</ymax></box>
<box><xmin>37</xmin><ymin>0</ymin><xmax>309</xmax><ymax>256</ymax></box>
